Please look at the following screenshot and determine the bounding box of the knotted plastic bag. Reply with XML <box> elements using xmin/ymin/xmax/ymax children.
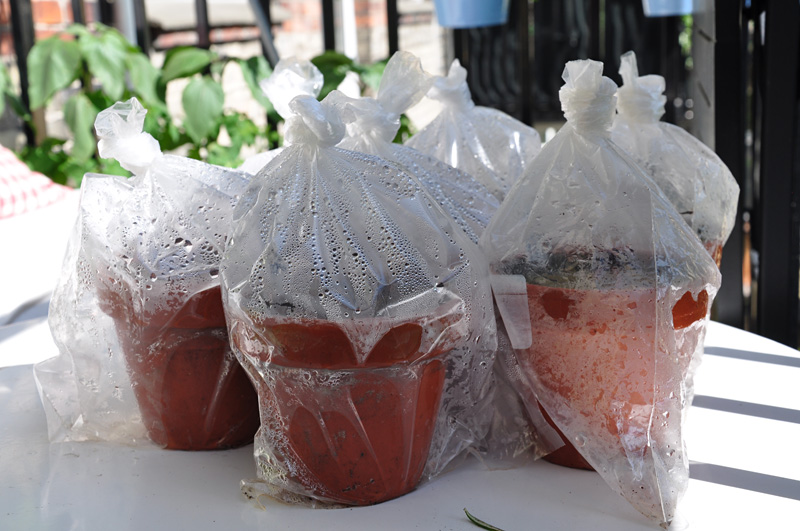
<box><xmin>330</xmin><ymin>51</ymin><xmax>499</xmax><ymax>244</ymax></box>
<box><xmin>35</xmin><ymin>98</ymin><xmax>259</xmax><ymax>450</ymax></box>
<box><xmin>238</xmin><ymin>57</ymin><xmax>323</xmax><ymax>174</ymax></box>
<box><xmin>405</xmin><ymin>59</ymin><xmax>542</xmax><ymax>202</ymax></box>
<box><xmin>481</xmin><ymin>60</ymin><xmax>721</xmax><ymax>526</ymax></box>
<box><xmin>222</xmin><ymin>93</ymin><xmax>497</xmax><ymax>506</ymax></box>
<box><xmin>611</xmin><ymin>51</ymin><xmax>740</xmax><ymax>407</ymax></box>
<box><xmin>611</xmin><ymin>51</ymin><xmax>739</xmax><ymax>266</ymax></box>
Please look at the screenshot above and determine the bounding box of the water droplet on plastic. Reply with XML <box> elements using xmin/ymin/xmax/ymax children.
<box><xmin>573</xmin><ymin>434</ymin><xmax>587</xmax><ymax>447</ymax></box>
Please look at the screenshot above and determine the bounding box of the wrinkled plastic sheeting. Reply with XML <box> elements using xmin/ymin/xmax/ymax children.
<box><xmin>611</xmin><ymin>51</ymin><xmax>739</xmax><ymax>408</ymax></box>
<box><xmin>331</xmin><ymin>51</ymin><xmax>499</xmax><ymax>244</ymax></box>
<box><xmin>480</xmin><ymin>60</ymin><xmax>721</xmax><ymax>527</ymax></box>
<box><xmin>405</xmin><ymin>59</ymin><xmax>542</xmax><ymax>202</ymax></box>
<box><xmin>222</xmin><ymin>94</ymin><xmax>497</xmax><ymax>506</ymax></box>
<box><xmin>35</xmin><ymin>98</ymin><xmax>253</xmax><ymax>447</ymax></box>
<box><xmin>611</xmin><ymin>51</ymin><xmax>740</xmax><ymax>260</ymax></box>
<box><xmin>239</xmin><ymin>58</ymin><xmax>324</xmax><ymax>174</ymax></box>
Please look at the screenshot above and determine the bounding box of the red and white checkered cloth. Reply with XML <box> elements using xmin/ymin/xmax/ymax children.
<box><xmin>0</xmin><ymin>144</ymin><xmax>71</xmax><ymax>219</ymax></box>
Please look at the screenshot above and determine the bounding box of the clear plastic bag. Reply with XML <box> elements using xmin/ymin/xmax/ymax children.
<box><xmin>222</xmin><ymin>93</ymin><xmax>497</xmax><ymax>506</ymax></box>
<box><xmin>610</xmin><ymin>51</ymin><xmax>739</xmax><ymax>266</ymax></box>
<box><xmin>238</xmin><ymin>58</ymin><xmax>323</xmax><ymax>174</ymax></box>
<box><xmin>481</xmin><ymin>60</ymin><xmax>721</xmax><ymax>526</ymax></box>
<box><xmin>35</xmin><ymin>98</ymin><xmax>259</xmax><ymax>450</ymax></box>
<box><xmin>611</xmin><ymin>51</ymin><xmax>740</xmax><ymax>408</ymax></box>
<box><xmin>405</xmin><ymin>59</ymin><xmax>542</xmax><ymax>202</ymax></box>
<box><xmin>330</xmin><ymin>51</ymin><xmax>499</xmax><ymax>244</ymax></box>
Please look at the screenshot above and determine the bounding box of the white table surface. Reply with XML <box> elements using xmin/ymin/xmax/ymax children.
<box><xmin>0</xmin><ymin>190</ymin><xmax>79</xmax><ymax>326</ymax></box>
<box><xmin>1</xmin><ymin>320</ymin><xmax>798</xmax><ymax>531</ymax></box>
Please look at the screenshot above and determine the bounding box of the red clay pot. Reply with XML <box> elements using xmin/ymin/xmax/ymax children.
<box><xmin>520</xmin><ymin>283</ymin><xmax>708</xmax><ymax>470</ymax></box>
<box><xmin>99</xmin><ymin>283</ymin><xmax>260</xmax><ymax>450</ymax></box>
<box><xmin>231</xmin><ymin>315</ymin><xmax>462</xmax><ymax>505</ymax></box>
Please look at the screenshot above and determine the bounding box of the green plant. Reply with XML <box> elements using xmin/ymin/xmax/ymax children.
<box><xmin>311</xmin><ymin>51</ymin><xmax>415</xmax><ymax>142</ymax></box>
<box><xmin>9</xmin><ymin>23</ymin><xmax>281</xmax><ymax>185</ymax></box>
<box><xmin>3</xmin><ymin>23</ymin><xmax>400</xmax><ymax>187</ymax></box>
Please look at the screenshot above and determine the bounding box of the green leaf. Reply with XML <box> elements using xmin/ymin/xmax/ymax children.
<box><xmin>85</xmin><ymin>89</ymin><xmax>115</xmax><ymax>116</ymax></box>
<box><xmin>181</xmin><ymin>76</ymin><xmax>224</xmax><ymax>144</ymax></box>
<box><xmin>27</xmin><ymin>37</ymin><xmax>81</xmax><ymax>109</ymax></box>
<box><xmin>360</xmin><ymin>58</ymin><xmax>389</xmax><ymax>93</ymax></box>
<box><xmin>98</xmin><ymin>157</ymin><xmax>130</xmax><ymax>178</ymax></box>
<box><xmin>186</xmin><ymin>144</ymin><xmax>202</xmax><ymax>160</ymax></box>
<box><xmin>161</xmin><ymin>46</ymin><xmax>216</xmax><ymax>83</ymax></box>
<box><xmin>206</xmin><ymin>141</ymin><xmax>242</xmax><ymax>168</ymax></box>
<box><xmin>223</xmin><ymin>112</ymin><xmax>258</xmax><ymax>148</ymax></box>
<box><xmin>311</xmin><ymin>51</ymin><xmax>355</xmax><ymax>99</ymax></box>
<box><xmin>65</xmin><ymin>24</ymin><xmax>91</xmax><ymax>39</ymax></box>
<box><xmin>63</xmin><ymin>92</ymin><xmax>98</xmax><ymax>162</ymax></box>
<box><xmin>237</xmin><ymin>56</ymin><xmax>274</xmax><ymax>110</ymax></box>
<box><xmin>0</xmin><ymin>62</ymin><xmax>9</xmax><ymax>117</ymax></box>
<box><xmin>464</xmin><ymin>509</ymin><xmax>505</xmax><ymax>531</ymax></box>
<box><xmin>393</xmin><ymin>113</ymin><xmax>416</xmax><ymax>144</ymax></box>
<box><xmin>210</xmin><ymin>58</ymin><xmax>226</xmax><ymax>79</ymax></box>
<box><xmin>6</xmin><ymin>91</ymin><xmax>31</xmax><ymax>124</ymax></box>
<box><xmin>78</xmin><ymin>29</ymin><xmax>128</xmax><ymax>100</ymax></box>
<box><xmin>60</xmin><ymin>157</ymin><xmax>98</xmax><ymax>187</ymax></box>
<box><xmin>126</xmin><ymin>52</ymin><xmax>163</xmax><ymax>108</ymax></box>
<box><xmin>145</xmin><ymin>108</ymin><xmax>190</xmax><ymax>152</ymax></box>
<box><xmin>19</xmin><ymin>138</ymin><xmax>69</xmax><ymax>185</ymax></box>
<box><xmin>94</xmin><ymin>23</ymin><xmax>139</xmax><ymax>54</ymax></box>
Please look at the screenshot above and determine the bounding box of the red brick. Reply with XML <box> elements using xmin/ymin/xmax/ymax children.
<box><xmin>32</xmin><ymin>0</ymin><xmax>63</xmax><ymax>25</ymax></box>
<box><xmin>1</xmin><ymin>0</ymin><xmax>10</xmax><ymax>25</ymax></box>
<box><xmin>34</xmin><ymin>29</ymin><xmax>59</xmax><ymax>40</ymax></box>
<box><xmin>1</xmin><ymin>32</ymin><xmax>12</xmax><ymax>56</ymax></box>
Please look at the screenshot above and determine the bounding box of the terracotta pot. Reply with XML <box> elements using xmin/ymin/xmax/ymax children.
<box><xmin>99</xmin><ymin>283</ymin><xmax>260</xmax><ymax>450</ymax></box>
<box><xmin>704</xmin><ymin>240</ymin><xmax>723</xmax><ymax>268</ymax></box>
<box><xmin>231</xmin><ymin>315</ymin><xmax>462</xmax><ymax>505</ymax></box>
<box><xmin>519</xmin><ymin>283</ymin><xmax>708</xmax><ymax>470</ymax></box>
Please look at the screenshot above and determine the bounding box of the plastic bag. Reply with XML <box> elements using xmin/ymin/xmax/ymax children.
<box><xmin>405</xmin><ymin>59</ymin><xmax>542</xmax><ymax>202</ymax></box>
<box><xmin>611</xmin><ymin>51</ymin><xmax>740</xmax><ymax>407</ymax></box>
<box><xmin>222</xmin><ymin>93</ymin><xmax>497</xmax><ymax>506</ymax></box>
<box><xmin>480</xmin><ymin>60</ymin><xmax>721</xmax><ymax>526</ymax></box>
<box><xmin>611</xmin><ymin>51</ymin><xmax>739</xmax><ymax>266</ymax></box>
<box><xmin>330</xmin><ymin>51</ymin><xmax>499</xmax><ymax>244</ymax></box>
<box><xmin>35</xmin><ymin>98</ymin><xmax>259</xmax><ymax>450</ymax></box>
<box><xmin>238</xmin><ymin>58</ymin><xmax>323</xmax><ymax>174</ymax></box>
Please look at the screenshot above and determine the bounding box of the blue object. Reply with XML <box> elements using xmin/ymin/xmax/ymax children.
<box><xmin>434</xmin><ymin>0</ymin><xmax>510</xmax><ymax>29</ymax></box>
<box><xmin>642</xmin><ymin>0</ymin><xmax>694</xmax><ymax>17</ymax></box>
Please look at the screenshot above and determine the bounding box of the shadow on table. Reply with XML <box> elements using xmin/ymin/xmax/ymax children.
<box><xmin>704</xmin><ymin>346</ymin><xmax>800</xmax><ymax>368</ymax></box>
<box><xmin>692</xmin><ymin>395</ymin><xmax>800</xmax><ymax>425</ymax></box>
<box><xmin>690</xmin><ymin>462</ymin><xmax>800</xmax><ymax>501</ymax></box>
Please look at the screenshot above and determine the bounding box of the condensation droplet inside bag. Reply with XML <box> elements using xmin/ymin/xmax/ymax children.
<box><xmin>37</xmin><ymin>97</ymin><xmax>260</xmax><ymax>452</ymax></box>
<box><xmin>220</xmin><ymin>87</ymin><xmax>498</xmax><ymax>507</ymax></box>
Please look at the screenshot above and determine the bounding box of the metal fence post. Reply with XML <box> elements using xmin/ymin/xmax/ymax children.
<box><xmin>8</xmin><ymin>0</ymin><xmax>36</xmax><ymax>145</ymax></box>
<box><xmin>196</xmin><ymin>0</ymin><xmax>210</xmax><ymax>49</ymax></box>
<box><xmin>322</xmin><ymin>0</ymin><xmax>335</xmax><ymax>51</ymax></box>
<box><xmin>756</xmin><ymin>0</ymin><xmax>800</xmax><ymax>346</ymax></box>
<box><xmin>387</xmin><ymin>0</ymin><xmax>399</xmax><ymax>55</ymax></box>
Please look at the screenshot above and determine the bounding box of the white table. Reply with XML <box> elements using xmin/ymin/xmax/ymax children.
<box><xmin>1</xmin><ymin>320</ymin><xmax>798</xmax><ymax>530</ymax></box>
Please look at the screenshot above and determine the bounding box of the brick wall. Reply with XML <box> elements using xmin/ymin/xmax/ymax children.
<box><xmin>0</xmin><ymin>0</ymin><xmax>100</xmax><ymax>58</ymax></box>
